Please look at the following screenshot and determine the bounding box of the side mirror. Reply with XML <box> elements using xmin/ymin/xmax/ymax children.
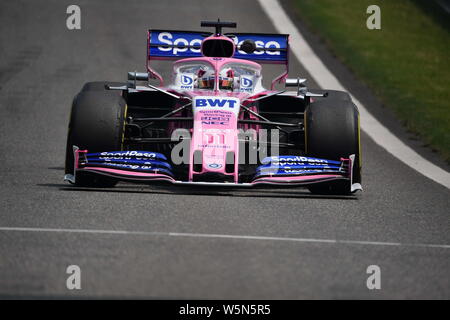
<box><xmin>286</xmin><ymin>78</ymin><xmax>309</xmax><ymax>97</ymax></box>
<box><xmin>239</xmin><ymin>39</ymin><xmax>257</xmax><ymax>54</ymax></box>
<box><xmin>285</xmin><ymin>78</ymin><xmax>307</xmax><ymax>87</ymax></box>
<box><xmin>127</xmin><ymin>72</ymin><xmax>149</xmax><ymax>81</ymax></box>
<box><xmin>285</xmin><ymin>77</ymin><xmax>328</xmax><ymax>98</ymax></box>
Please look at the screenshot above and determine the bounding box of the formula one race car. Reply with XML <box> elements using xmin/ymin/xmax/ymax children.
<box><xmin>64</xmin><ymin>20</ymin><xmax>362</xmax><ymax>195</ymax></box>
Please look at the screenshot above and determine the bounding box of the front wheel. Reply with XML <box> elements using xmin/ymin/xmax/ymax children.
<box><xmin>65</xmin><ymin>90</ymin><xmax>127</xmax><ymax>187</ymax></box>
<box><xmin>304</xmin><ymin>94</ymin><xmax>361</xmax><ymax>195</ymax></box>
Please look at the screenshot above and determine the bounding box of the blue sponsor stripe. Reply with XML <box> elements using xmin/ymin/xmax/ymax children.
<box><xmin>86</xmin><ymin>158</ymin><xmax>172</xmax><ymax>169</ymax></box>
<box><xmin>230</xmin><ymin>33</ymin><xmax>288</xmax><ymax>62</ymax></box>
<box><xmin>257</xmin><ymin>164</ymin><xmax>343</xmax><ymax>172</ymax></box>
<box><xmin>148</xmin><ymin>31</ymin><xmax>288</xmax><ymax>63</ymax></box>
<box><xmin>85</xmin><ymin>162</ymin><xmax>174</xmax><ymax>176</ymax></box>
<box><xmin>86</xmin><ymin>151</ymin><xmax>167</xmax><ymax>161</ymax></box>
<box><xmin>261</xmin><ymin>156</ymin><xmax>341</xmax><ymax>165</ymax></box>
<box><xmin>254</xmin><ymin>169</ymin><xmax>345</xmax><ymax>177</ymax></box>
<box><xmin>149</xmin><ymin>31</ymin><xmax>204</xmax><ymax>58</ymax></box>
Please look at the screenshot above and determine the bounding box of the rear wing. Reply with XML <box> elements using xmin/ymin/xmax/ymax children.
<box><xmin>147</xmin><ymin>30</ymin><xmax>289</xmax><ymax>87</ymax></box>
<box><xmin>228</xmin><ymin>33</ymin><xmax>289</xmax><ymax>64</ymax></box>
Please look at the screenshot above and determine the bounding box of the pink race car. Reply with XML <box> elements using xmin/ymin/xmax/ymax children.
<box><xmin>64</xmin><ymin>20</ymin><xmax>362</xmax><ymax>195</ymax></box>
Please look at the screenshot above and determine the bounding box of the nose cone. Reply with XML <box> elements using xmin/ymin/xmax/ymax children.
<box><xmin>189</xmin><ymin>96</ymin><xmax>240</xmax><ymax>183</ymax></box>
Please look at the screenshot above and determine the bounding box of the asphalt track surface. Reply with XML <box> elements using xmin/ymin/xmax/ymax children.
<box><xmin>0</xmin><ymin>0</ymin><xmax>449</xmax><ymax>299</ymax></box>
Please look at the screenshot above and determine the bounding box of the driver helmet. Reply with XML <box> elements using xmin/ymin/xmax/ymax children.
<box><xmin>197</xmin><ymin>68</ymin><xmax>215</xmax><ymax>89</ymax></box>
<box><xmin>219</xmin><ymin>67</ymin><xmax>234</xmax><ymax>91</ymax></box>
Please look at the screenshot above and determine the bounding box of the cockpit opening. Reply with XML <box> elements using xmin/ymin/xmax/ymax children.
<box><xmin>171</xmin><ymin>60</ymin><xmax>263</xmax><ymax>93</ymax></box>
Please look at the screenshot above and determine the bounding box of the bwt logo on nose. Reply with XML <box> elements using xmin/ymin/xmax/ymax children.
<box><xmin>195</xmin><ymin>98</ymin><xmax>237</xmax><ymax>108</ymax></box>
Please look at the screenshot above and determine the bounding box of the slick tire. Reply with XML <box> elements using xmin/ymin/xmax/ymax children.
<box><xmin>304</xmin><ymin>95</ymin><xmax>361</xmax><ymax>195</ymax></box>
<box><xmin>65</xmin><ymin>90</ymin><xmax>127</xmax><ymax>187</ymax></box>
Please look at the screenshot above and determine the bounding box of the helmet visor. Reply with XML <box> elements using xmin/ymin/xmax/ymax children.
<box><xmin>219</xmin><ymin>77</ymin><xmax>233</xmax><ymax>90</ymax></box>
<box><xmin>198</xmin><ymin>76</ymin><xmax>215</xmax><ymax>89</ymax></box>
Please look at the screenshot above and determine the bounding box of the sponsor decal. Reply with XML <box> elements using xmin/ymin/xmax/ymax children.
<box><xmin>193</xmin><ymin>96</ymin><xmax>240</xmax><ymax>116</ymax></box>
<box><xmin>200</xmin><ymin>110</ymin><xmax>232</xmax><ymax>126</ymax></box>
<box><xmin>149</xmin><ymin>31</ymin><xmax>288</xmax><ymax>62</ymax></box>
<box><xmin>261</xmin><ymin>155</ymin><xmax>340</xmax><ymax>165</ymax></box>
<box><xmin>156</xmin><ymin>32</ymin><xmax>202</xmax><ymax>55</ymax></box>
<box><xmin>256</xmin><ymin>156</ymin><xmax>346</xmax><ymax>177</ymax></box>
<box><xmin>196</xmin><ymin>98</ymin><xmax>237</xmax><ymax>108</ymax></box>
<box><xmin>198</xmin><ymin>144</ymin><xmax>230</xmax><ymax>149</ymax></box>
<box><xmin>181</xmin><ymin>75</ymin><xmax>193</xmax><ymax>85</ymax></box>
<box><xmin>239</xmin><ymin>75</ymin><xmax>254</xmax><ymax>93</ymax></box>
<box><xmin>201</xmin><ymin>116</ymin><xmax>230</xmax><ymax>126</ymax></box>
<box><xmin>180</xmin><ymin>73</ymin><xmax>194</xmax><ymax>90</ymax></box>
<box><xmin>233</xmin><ymin>37</ymin><xmax>281</xmax><ymax>56</ymax></box>
<box><xmin>95</xmin><ymin>151</ymin><xmax>166</xmax><ymax>159</ymax></box>
<box><xmin>254</xmin><ymin>168</ymin><xmax>339</xmax><ymax>177</ymax></box>
<box><xmin>85</xmin><ymin>162</ymin><xmax>173</xmax><ymax>176</ymax></box>
<box><xmin>257</xmin><ymin>164</ymin><xmax>342</xmax><ymax>172</ymax></box>
<box><xmin>87</xmin><ymin>158</ymin><xmax>172</xmax><ymax>169</ymax></box>
<box><xmin>282</xmin><ymin>169</ymin><xmax>323</xmax><ymax>174</ymax></box>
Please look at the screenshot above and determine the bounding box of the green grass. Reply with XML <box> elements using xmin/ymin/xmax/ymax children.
<box><xmin>293</xmin><ymin>0</ymin><xmax>450</xmax><ymax>162</ymax></box>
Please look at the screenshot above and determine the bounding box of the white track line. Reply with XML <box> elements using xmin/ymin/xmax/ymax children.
<box><xmin>258</xmin><ymin>0</ymin><xmax>450</xmax><ymax>189</ymax></box>
<box><xmin>0</xmin><ymin>227</ymin><xmax>449</xmax><ymax>249</ymax></box>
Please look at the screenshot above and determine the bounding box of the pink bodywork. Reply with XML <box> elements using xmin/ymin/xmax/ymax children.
<box><xmin>168</xmin><ymin>56</ymin><xmax>262</xmax><ymax>182</ymax></box>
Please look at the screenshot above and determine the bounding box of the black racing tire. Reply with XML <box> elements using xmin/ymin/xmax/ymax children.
<box><xmin>304</xmin><ymin>95</ymin><xmax>361</xmax><ymax>195</ymax></box>
<box><xmin>81</xmin><ymin>81</ymin><xmax>125</xmax><ymax>92</ymax></box>
<box><xmin>65</xmin><ymin>91</ymin><xmax>127</xmax><ymax>187</ymax></box>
